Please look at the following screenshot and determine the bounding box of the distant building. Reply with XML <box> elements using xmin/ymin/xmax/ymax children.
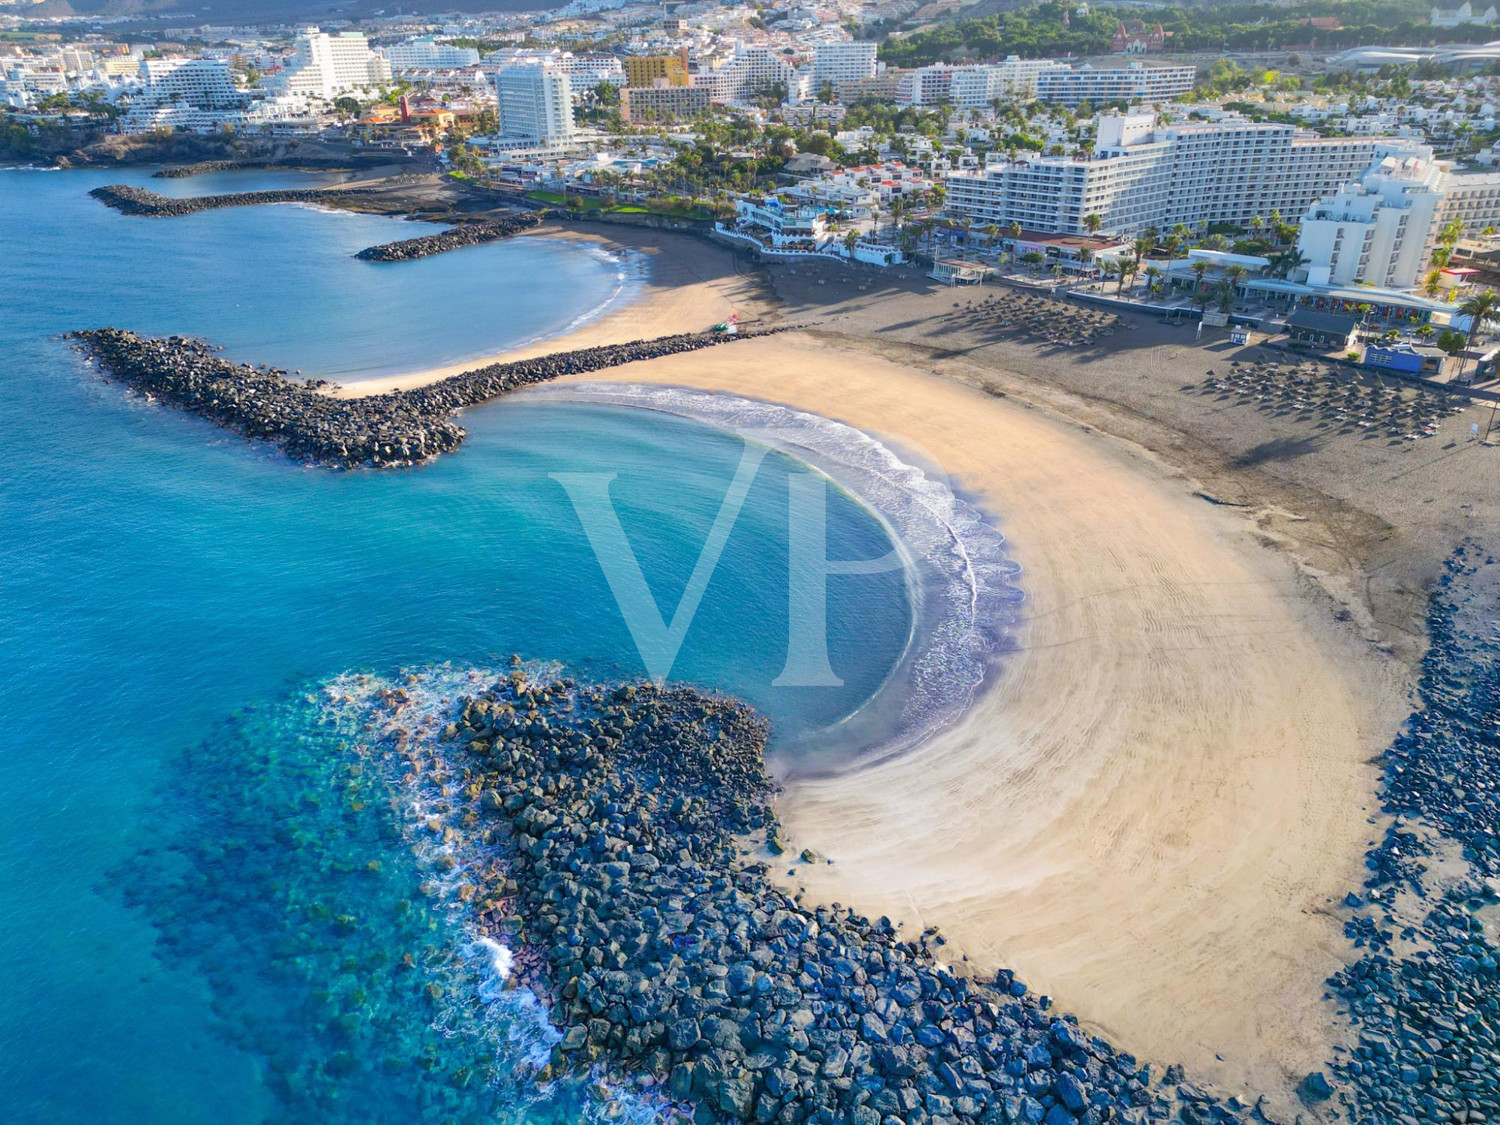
<box><xmin>624</xmin><ymin>50</ymin><xmax>689</xmax><ymax>88</ymax></box>
<box><xmin>494</xmin><ymin>62</ymin><xmax>575</xmax><ymax>147</ymax></box>
<box><xmin>694</xmin><ymin>44</ymin><xmax>795</xmax><ymax>103</ymax></box>
<box><xmin>1439</xmin><ymin>168</ymin><xmax>1500</xmax><ymax>234</ymax></box>
<box><xmin>1431</xmin><ymin>2</ymin><xmax>1498</xmax><ymax>25</ymax></box>
<box><xmin>1035</xmin><ymin>62</ymin><xmax>1196</xmax><ymax>106</ymax></box>
<box><xmin>385</xmin><ymin>37</ymin><xmax>480</xmax><ymax>70</ymax></box>
<box><xmin>1111</xmin><ymin>20</ymin><xmax>1167</xmax><ymax>54</ymax></box>
<box><xmin>275</xmin><ymin>27</ymin><xmax>390</xmax><ymax>99</ymax></box>
<box><xmin>810</xmin><ymin>42</ymin><xmax>878</xmax><ymax>91</ymax></box>
<box><xmin>949</xmin><ymin>57</ymin><xmax>1070</xmax><ymax>105</ymax></box>
<box><xmin>620</xmin><ymin>83</ymin><xmax>709</xmax><ymax>123</ymax></box>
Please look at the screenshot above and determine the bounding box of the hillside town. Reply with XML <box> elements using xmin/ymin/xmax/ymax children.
<box><xmin>6</xmin><ymin>0</ymin><xmax>1500</xmax><ymax>377</ymax></box>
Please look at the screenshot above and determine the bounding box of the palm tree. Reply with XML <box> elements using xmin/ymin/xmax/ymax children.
<box><xmin>1084</xmin><ymin>212</ymin><xmax>1102</xmax><ymax>235</ymax></box>
<box><xmin>1222</xmin><ymin>264</ymin><xmax>1249</xmax><ymax>309</ymax></box>
<box><xmin>1190</xmin><ymin>258</ymin><xmax>1212</xmax><ymax>292</ymax></box>
<box><xmin>1457</xmin><ymin>288</ymin><xmax>1499</xmax><ymax>380</ymax></box>
<box><xmin>1144</xmin><ymin>264</ymin><xmax>1163</xmax><ymax>294</ymax></box>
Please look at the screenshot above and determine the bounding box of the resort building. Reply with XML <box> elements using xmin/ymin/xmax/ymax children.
<box><xmin>809</xmin><ymin>42</ymin><xmax>878</xmax><ymax>90</ymax></box>
<box><xmin>384</xmin><ymin>37</ymin><xmax>481</xmax><ymax>71</ymax></box>
<box><xmin>896</xmin><ymin>65</ymin><xmax>954</xmax><ymax>106</ymax></box>
<box><xmin>949</xmin><ymin>58</ymin><xmax>1070</xmax><ymax>106</ymax></box>
<box><xmin>620</xmin><ymin>84</ymin><xmax>709</xmax><ymax>124</ymax></box>
<box><xmin>483</xmin><ymin>49</ymin><xmax>624</xmax><ymax>88</ymax></box>
<box><xmin>1296</xmin><ymin>154</ymin><xmax>1446</xmax><ymax>290</ymax></box>
<box><xmin>945</xmin><ymin>113</ymin><xmax>1408</xmax><ymax>236</ymax></box>
<box><xmin>494</xmin><ymin>62</ymin><xmax>575</xmax><ymax>148</ymax></box>
<box><xmin>1438</xmin><ymin>168</ymin><xmax>1500</xmax><ymax>234</ymax></box>
<box><xmin>624</xmin><ymin>50</ymin><xmax>690</xmax><ymax>89</ymax></box>
<box><xmin>693</xmin><ymin>44</ymin><xmax>796</xmax><ymax>103</ymax></box>
<box><xmin>274</xmin><ymin>28</ymin><xmax>391</xmax><ymax>99</ymax></box>
<box><xmin>1034</xmin><ymin>62</ymin><xmax>1197</xmax><ymax>107</ymax></box>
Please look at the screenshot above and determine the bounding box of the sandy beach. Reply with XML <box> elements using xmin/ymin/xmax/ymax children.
<box><xmin>330</xmin><ymin>223</ymin><xmax>778</xmax><ymax>397</ymax></box>
<box><xmin>529</xmin><ymin>332</ymin><xmax>1406</xmax><ymax>1112</ymax></box>
<box><xmin>318</xmin><ymin>228</ymin><xmax>1430</xmax><ymax>1109</ymax></box>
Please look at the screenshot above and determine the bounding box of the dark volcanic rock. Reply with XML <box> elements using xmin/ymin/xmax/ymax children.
<box><xmin>355</xmin><ymin>212</ymin><xmax>544</xmax><ymax>262</ymax></box>
<box><xmin>68</xmin><ymin>327</ymin><xmax>772</xmax><ymax>469</ymax></box>
<box><xmin>385</xmin><ymin>669</ymin><xmax>1236</xmax><ymax>1124</ymax></box>
<box><xmin>1322</xmin><ymin>545</ymin><xmax>1500</xmax><ymax>1124</ymax></box>
<box><xmin>90</xmin><ymin>182</ymin><xmax>371</xmax><ymax>217</ymax></box>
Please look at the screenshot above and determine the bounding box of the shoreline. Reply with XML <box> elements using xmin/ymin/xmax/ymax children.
<box><xmin>532</xmin><ymin>331</ymin><xmax>1408</xmax><ymax>1114</ymax></box>
<box><xmin>329</xmin><ymin>224</ymin><xmax>781</xmax><ymax>397</ymax></box>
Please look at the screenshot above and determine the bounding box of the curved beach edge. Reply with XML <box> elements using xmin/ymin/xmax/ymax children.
<box><xmin>536</xmin><ymin>329</ymin><xmax>1407</xmax><ymax>1116</ymax></box>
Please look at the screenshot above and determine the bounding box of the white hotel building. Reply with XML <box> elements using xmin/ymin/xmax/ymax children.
<box><xmin>494</xmin><ymin>62</ymin><xmax>575</xmax><ymax>150</ymax></box>
<box><xmin>810</xmin><ymin>42</ymin><xmax>878</xmax><ymax>89</ymax></box>
<box><xmin>384</xmin><ymin>37</ymin><xmax>481</xmax><ymax>71</ymax></box>
<box><xmin>274</xmin><ymin>27</ymin><xmax>391</xmax><ymax>99</ymax></box>
<box><xmin>1296</xmin><ymin>154</ymin><xmax>1446</xmax><ymax>290</ymax></box>
<box><xmin>1034</xmin><ymin>62</ymin><xmax>1197</xmax><ymax>107</ymax></box>
<box><xmin>945</xmin><ymin>113</ymin><xmax>1399</xmax><ymax>236</ymax></box>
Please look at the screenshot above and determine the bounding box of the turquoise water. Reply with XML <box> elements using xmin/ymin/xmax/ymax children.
<box><xmin>0</xmin><ymin>168</ymin><xmax>917</xmax><ymax>1121</ymax></box>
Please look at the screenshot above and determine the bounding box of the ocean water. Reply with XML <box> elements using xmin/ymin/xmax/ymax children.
<box><xmin>0</xmin><ymin>167</ymin><xmax>1007</xmax><ymax>1121</ymax></box>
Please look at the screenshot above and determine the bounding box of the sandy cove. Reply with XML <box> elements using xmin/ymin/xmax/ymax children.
<box><xmin>525</xmin><ymin>333</ymin><xmax>1403</xmax><ymax>1113</ymax></box>
<box><xmin>329</xmin><ymin>223</ymin><xmax>778</xmax><ymax>398</ymax></box>
<box><xmin>328</xmin><ymin>239</ymin><xmax>1407</xmax><ymax>1108</ymax></box>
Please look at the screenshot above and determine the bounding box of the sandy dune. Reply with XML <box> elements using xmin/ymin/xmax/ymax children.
<box><xmin>544</xmin><ymin>332</ymin><xmax>1404</xmax><ymax>1111</ymax></box>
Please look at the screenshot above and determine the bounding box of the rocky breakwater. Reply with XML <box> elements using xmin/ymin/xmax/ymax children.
<box><xmin>89</xmin><ymin>182</ymin><xmax>370</xmax><ymax>217</ymax></box>
<box><xmin>355</xmin><ymin>211</ymin><xmax>545</xmax><ymax>262</ymax></box>
<box><xmin>1315</xmin><ymin>543</ymin><xmax>1500</xmax><ymax>1123</ymax></box>
<box><xmin>391</xmin><ymin>667</ymin><xmax>1241</xmax><ymax>1124</ymax></box>
<box><xmin>68</xmin><ymin>327</ymin><xmax>766</xmax><ymax>469</ymax></box>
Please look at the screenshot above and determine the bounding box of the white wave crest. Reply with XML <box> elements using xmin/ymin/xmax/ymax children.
<box><xmin>520</xmin><ymin>383</ymin><xmax>1024</xmax><ymax>767</ymax></box>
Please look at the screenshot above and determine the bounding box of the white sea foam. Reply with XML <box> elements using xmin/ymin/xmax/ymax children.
<box><xmin>521</xmin><ymin>383</ymin><xmax>1025</xmax><ymax>767</ymax></box>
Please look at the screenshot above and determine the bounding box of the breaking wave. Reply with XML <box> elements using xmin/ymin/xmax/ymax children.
<box><xmin>521</xmin><ymin>382</ymin><xmax>1025</xmax><ymax>769</ymax></box>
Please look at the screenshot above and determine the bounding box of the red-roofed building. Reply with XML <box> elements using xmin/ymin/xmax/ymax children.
<box><xmin>1111</xmin><ymin>20</ymin><xmax>1167</xmax><ymax>54</ymax></box>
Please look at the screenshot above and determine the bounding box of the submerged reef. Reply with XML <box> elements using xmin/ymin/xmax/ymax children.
<box><xmin>1320</xmin><ymin>544</ymin><xmax>1500</xmax><ymax>1122</ymax></box>
<box><xmin>67</xmin><ymin>327</ymin><xmax>766</xmax><ymax>469</ymax></box>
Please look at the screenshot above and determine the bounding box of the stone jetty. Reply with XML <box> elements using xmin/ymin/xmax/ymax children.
<box><xmin>355</xmin><ymin>212</ymin><xmax>544</xmax><ymax>262</ymax></box>
<box><xmin>69</xmin><ymin>327</ymin><xmax>766</xmax><ymax>469</ymax></box>
<box><xmin>382</xmin><ymin>668</ymin><xmax>1237</xmax><ymax>1125</ymax></box>
<box><xmin>90</xmin><ymin>182</ymin><xmax>370</xmax><ymax>217</ymax></box>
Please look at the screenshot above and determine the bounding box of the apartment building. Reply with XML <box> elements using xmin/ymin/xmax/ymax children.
<box><xmin>385</xmin><ymin>37</ymin><xmax>481</xmax><ymax>70</ymax></box>
<box><xmin>949</xmin><ymin>57</ymin><xmax>1069</xmax><ymax>107</ymax></box>
<box><xmin>810</xmin><ymin>42</ymin><xmax>878</xmax><ymax>90</ymax></box>
<box><xmin>624</xmin><ymin>49</ymin><xmax>690</xmax><ymax>88</ymax></box>
<box><xmin>1034</xmin><ymin>62</ymin><xmax>1197</xmax><ymax>107</ymax></box>
<box><xmin>945</xmin><ymin>113</ymin><xmax>1403</xmax><ymax>236</ymax></box>
<box><xmin>1438</xmin><ymin>168</ymin><xmax>1500</xmax><ymax>233</ymax></box>
<box><xmin>694</xmin><ymin>44</ymin><xmax>795</xmax><ymax>103</ymax></box>
<box><xmin>620</xmin><ymin>83</ymin><xmax>709</xmax><ymax>123</ymax></box>
<box><xmin>275</xmin><ymin>28</ymin><xmax>391</xmax><ymax>98</ymax></box>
